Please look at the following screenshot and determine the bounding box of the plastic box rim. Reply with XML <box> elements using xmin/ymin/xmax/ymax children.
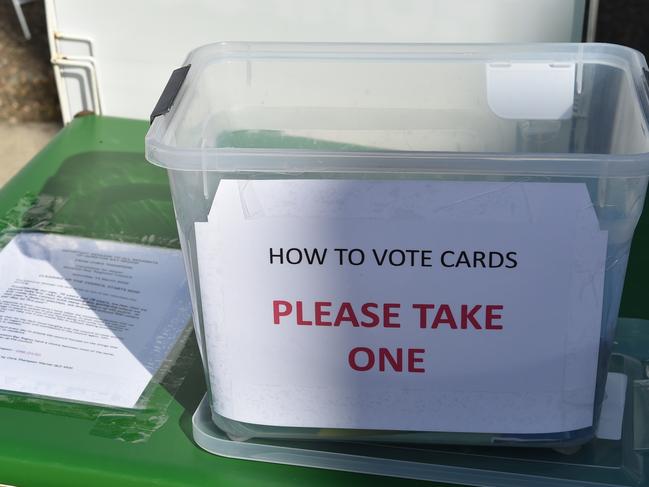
<box><xmin>145</xmin><ymin>41</ymin><xmax>649</xmax><ymax>177</ymax></box>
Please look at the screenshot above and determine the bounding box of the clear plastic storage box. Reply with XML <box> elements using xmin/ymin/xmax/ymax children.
<box><xmin>145</xmin><ymin>42</ymin><xmax>649</xmax><ymax>449</ymax></box>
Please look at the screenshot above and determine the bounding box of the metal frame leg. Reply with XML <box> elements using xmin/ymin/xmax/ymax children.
<box><xmin>11</xmin><ymin>0</ymin><xmax>32</xmax><ymax>40</ymax></box>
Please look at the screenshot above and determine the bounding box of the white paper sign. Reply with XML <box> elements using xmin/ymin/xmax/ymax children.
<box><xmin>0</xmin><ymin>233</ymin><xmax>192</xmax><ymax>408</ymax></box>
<box><xmin>197</xmin><ymin>180</ymin><xmax>607</xmax><ymax>433</ymax></box>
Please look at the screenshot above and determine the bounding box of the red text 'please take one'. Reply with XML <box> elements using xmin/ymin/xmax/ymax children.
<box><xmin>272</xmin><ymin>300</ymin><xmax>504</xmax><ymax>330</ymax></box>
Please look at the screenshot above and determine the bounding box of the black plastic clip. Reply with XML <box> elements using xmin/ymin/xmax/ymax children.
<box><xmin>150</xmin><ymin>65</ymin><xmax>191</xmax><ymax>124</ymax></box>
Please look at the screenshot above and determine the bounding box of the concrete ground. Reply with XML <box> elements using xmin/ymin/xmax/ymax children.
<box><xmin>0</xmin><ymin>121</ymin><xmax>60</xmax><ymax>187</ymax></box>
<box><xmin>0</xmin><ymin>0</ymin><xmax>61</xmax><ymax>188</ymax></box>
<box><xmin>0</xmin><ymin>1</ymin><xmax>60</xmax><ymax>122</ymax></box>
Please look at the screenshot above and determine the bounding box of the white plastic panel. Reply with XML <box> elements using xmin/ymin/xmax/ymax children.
<box><xmin>45</xmin><ymin>0</ymin><xmax>587</xmax><ymax>123</ymax></box>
